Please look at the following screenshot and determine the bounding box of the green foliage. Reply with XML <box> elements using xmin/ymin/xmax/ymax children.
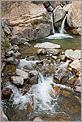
<box><xmin>2</xmin><ymin>35</ymin><xmax>10</xmax><ymax>51</ymax></box>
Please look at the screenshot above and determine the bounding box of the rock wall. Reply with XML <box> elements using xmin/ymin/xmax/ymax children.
<box><xmin>65</xmin><ymin>1</ymin><xmax>81</xmax><ymax>35</ymax></box>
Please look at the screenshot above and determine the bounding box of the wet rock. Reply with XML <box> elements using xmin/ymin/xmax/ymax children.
<box><xmin>33</xmin><ymin>117</ymin><xmax>43</xmax><ymax>121</ymax></box>
<box><xmin>37</xmin><ymin>49</ymin><xmax>47</xmax><ymax>55</ymax></box>
<box><xmin>16</xmin><ymin>69</ymin><xmax>29</xmax><ymax>79</ymax></box>
<box><xmin>2</xmin><ymin>87</ymin><xmax>13</xmax><ymax>99</ymax></box>
<box><xmin>54</xmin><ymin>68</ymin><xmax>68</xmax><ymax>83</ymax></box>
<box><xmin>1</xmin><ymin>109</ymin><xmax>8</xmax><ymax>121</ymax></box>
<box><xmin>70</xmin><ymin>59</ymin><xmax>81</xmax><ymax>71</ymax></box>
<box><xmin>11</xmin><ymin>76</ymin><xmax>24</xmax><ymax>86</ymax></box>
<box><xmin>29</xmin><ymin>70</ymin><xmax>38</xmax><ymax>85</ymax></box>
<box><xmin>53</xmin><ymin>5</ymin><xmax>66</xmax><ymax>23</ymax></box>
<box><xmin>65</xmin><ymin>49</ymin><xmax>81</xmax><ymax>60</ymax></box>
<box><xmin>14</xmin><ymin>51</ymin><xmax>21</xmax><ymax>58</ymax></box>
<box><xmin>34</xmin><ymin>42</ymin><xmax>61</xmax><ymax>49</ymax></box>
<box><xmin>67</xmin><ymin>75</ymin><xmax>77</xmax><ymax>85</ymax></box>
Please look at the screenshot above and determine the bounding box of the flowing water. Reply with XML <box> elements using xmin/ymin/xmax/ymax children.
<box><xmin>47</xmin><ymin>14</ymin><xmax>73</xmax><ymax>39</ymax></box>
<box><xmin>1</xmin><ymin>12</ymin><xmax>81</xmax><ymax>121</ymax></box>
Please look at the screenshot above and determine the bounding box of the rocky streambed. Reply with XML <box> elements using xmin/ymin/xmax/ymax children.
<box><xmin>1</xmin><ymin>36</ymin><xmax>81</xmax><ymax>121</ymax></box>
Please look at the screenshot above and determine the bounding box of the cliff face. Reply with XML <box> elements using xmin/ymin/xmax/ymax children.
<box><xmin>66</xmin><ymin>1</ymin><xmax>81</xmax><ymax>35</ymax></box>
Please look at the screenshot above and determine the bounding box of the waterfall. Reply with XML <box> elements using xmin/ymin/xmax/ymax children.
<box><xmin>60</xmin><ymin>15</ymin><xmax>67</xmax><ymax>34</ymax></box>
<box><xmin>50</xmin><ymin>12</ymin><xmax>55</xmax><ymax>34</ymax></box>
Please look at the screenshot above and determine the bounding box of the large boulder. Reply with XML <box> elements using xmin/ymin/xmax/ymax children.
<box><xmin>3</xmin><ymin>2</ymin><xmax>51</xmax><ymax>40</ymax></box>
<box><xmin>65</xmin><ymin>1</ymin><xmax>81</xmax><ymax>35</ymax></box>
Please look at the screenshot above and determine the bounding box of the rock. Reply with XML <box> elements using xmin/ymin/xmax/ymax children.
<box><xmin>59</xmin><ymin>54</ymin><xmax>66</xmax><ymax>61</ymax></box>
<box><xmin>5</xmin><ymin>50</ymin><xmax>14</xmax><ymax>57</ymax></box>
<box><xmin>53</xmin><ymin>5</ymin><xmax>66</xmax><ymax>23</ymax></box>
<box><xmin>37</xmin><ymin>49</ymin><xmax>47</xmax><ymax>55</ymax></box>
<box><xmin>11</xmin><ymin>76</ymin><xmax>24</xmax><ymax>86</ymax></box>
<box><xmin>5</xmin><ymin>56</ymin><xmax>19</xmax><ymax>64</ymax></box>
<box><xmin>33</xmin><ymin>117</ymin><xmax>43</xmax><ymax>121</ymax></box>
<box><xmin>67</xmin><ymin>75</ymin><xmax>77</xmax><ymax>85</ymax></box>
<box><xmin>1</xmin><ymin>109</ymin><xmax>8</xmax><ymax>121</ymax></box>
<box><xmin>29</xmin><ymin>70</ymin><xmax>38</xmax><ymax>85</ymax></box>
<box><xmin>52</xmin><ymin>55</ymin><xmax>57</xmax><ymax>60</ymax></box>
<box><xmin>34</xmin><ymin>42</ymin><xmax>60</xmax><ymax>49</ymax></box>
<box><xmin>12</xmin><ymin>45</ymin><xmax>19</xmax><ymax>52</ymax></box>
<box><xmin>16</xmin><ymin>69</ymin><xmax>29</xmax><ymax>79</ymax></box>
<box><xmin>2</xmin><ymin>88</ymin><xmax>13</xmax><ymax>99</ymax></box>
<box><xmin>65</xmin><ymin>49</ymin><xmax>81</xmax><ymax>60</ymax></box>
<box><xmin>4</xmin><ymin>24</ymin><xmax>11</xmax><ymax>35</ymax></box>
<box><xmin>75</xmin><ymin>76</ymin><xmax>81</xmax><ymax>86</ymax></box>
<box><xmin>14</xmin><ymin>51</ymin><xmax>21</xmax><ymax>58</ymax></box>
<box><xmin>70</xmin><ymin>59</ymin><xmax>81</xmax><ymax>71</ymax></box>
<box><xmin>24</xmin><ymin>42</ymin><xmax>31</xmax><ymax>46</ymax></box>
<box><xmin>46</xmin><ymin>48</ymin><xmax>60</xmax><ymax>55</ymax></box>
<box><xmin>54</xmin><ymin>68</ymin><xmax>68</xmax><ymax>82</ymax></box>
<box><xmin>75</xmin><ymin>86</ymin><xmax>81</xmax><ymax>93</ymax></box>
<box><xmin>6</xmin><ymin>56</ymin><xmax>15</xmax><ymax>62</ymax></box>
<box><xmin>10</xmin><ymin>35</ymin><xmax>29</xmax><ymax>45</ymax></box>
<box><xmin>66</xmin><ymin>1</ymin><xmax>81</xmax><ymax>35</ymax></box>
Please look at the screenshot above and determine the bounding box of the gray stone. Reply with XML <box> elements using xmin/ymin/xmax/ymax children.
<box><xmin>65</xmin><ymin>49</ymin><xmax>81</xmax><ymax>60</ymax></box>
<box><xmin>11</xmin><ymin>76</ymin><xmax>24</xmax><ymax>86</ymax></box>
<box><xmin>16</xmin><ymin>69</ymin><xmax>29</xmax><ymax>79</ymax></box>
<box><xmin>75</xmin><ymin>86</ymin><xmax>81</xmax><ymax>93</ymax></box>
<box><xmin>54</xmin><ymin>68</ymin><xmax>68</xmax><ymax>82</ymax></box>
<box><xmin>14</xmin><ymin>51</ymin><xmax>21</xmax><ymax>58</ymax></box>
<box><xmin>53</xmin><ymin>5</ymin><xmax>66</xmax><ymax>23</ymax></box>
<box><xmin>37</xmin><ymin>49</ymin><xmax>47</xmax><ymax>55</ymax></box>
<box><xmin>33</xmin><ymin>117</ymin><xmax>43</xmax><ymax>122</ymax></box>
<box><xmin>12</xmin><ymin>45</ymin><xmax>19</xmax><ymax>51</ymax></box>
<box><xmin>5</xmin><ymin>50</ymin><xmax>14</xmax><ymax>57</ymax></box>
<box><xmin>70</xmin><ymin>59</ymin><xmax>81</xmax><ymax>71</ymax></box>
<box><xmin>34</xmin><ymin>42</ymin><xmax>61</xmax><ymax>49</ymax></box>
<box><xmin>10</xmin><ymin>35</ymin><xmax>29</xmax><ymax>45</ymax></box>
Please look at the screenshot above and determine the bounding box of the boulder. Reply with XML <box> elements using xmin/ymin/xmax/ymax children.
<box><xmin>16</xmin><ymin>69</ymin><xmax>29</xmax><ymax>79</ymax></box>
<box><xmin>53</xmin><ymin>5</ymin><xmax>66</xmax><ymax>23</ymax></box>
<box><xmin>66</xmin><ymin>1</ymin><xmax>81</xmax><ymax>35</ymax></box>
<box><xmin>34</xmin><ymin>42</ymin><xmax>60</xmax><ymax>49</ymax></box>
<box><xmin>2</xmin><ymin>87</ymin><xmax>13</xmax><ymax>99</ymax></box>
<box><xmin>11</xmin><ymin>76</ymin><xmax>24</xmax><ymax>86</ymax></box>
<box><xmin>37</xmin><ymin>49</ymin><xmax>47</xmax><ymax>55</ymax></box>
<box><xmin>54</xmin><ymin>68</ymin><xmax>68</xmax><ymax>82</ymax></box>
<box><xmin>70</xmin><ymin>59</ymin><xmax>81</xmax><ymax>71</ymax></box>
<box><xmin>65</xmin><ymin>49</ymin><xmax>81</xmax><ymax>60</ymax></box>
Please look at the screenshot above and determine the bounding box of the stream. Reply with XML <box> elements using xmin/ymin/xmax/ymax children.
<box><xmin>1</xmin><ymin>36</ymin><xmax>81</xmax><ymax>121</ymax></box>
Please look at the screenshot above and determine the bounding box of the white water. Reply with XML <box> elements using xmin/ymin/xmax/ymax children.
<box><xmin>60</xmin><ymin>15</ymin><xmax>67</xmax><ymax>34</ymax></box>
<box><xmin>18</xmin><ymin>59</ymin><xmax>40</xmax><ymax>69</ymax></box>
<box><xmin>6</xmin><ymin>71</ymin><xmax>73</xmax><ymax>112</ymax></box>
<box><xmin>51</xmin><ymin>12</ymin><xmax>55</xmax><ymax>34</ymax></box>
<box><xmin>47</xmin><ymin>14</ymin><xmax>73</xmax><ymax>39</ymax></box>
